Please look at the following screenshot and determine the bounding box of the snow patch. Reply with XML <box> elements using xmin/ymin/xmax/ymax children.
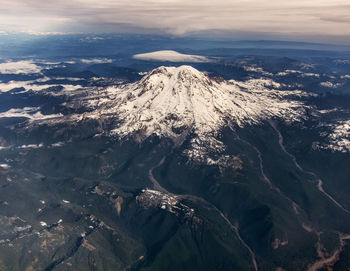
<box><xmin>19</xmin><ymin>143</ymin><xmax>44</xmax><ymax>149</ymax></box>
<box><xmin>277</xmin><ymin>69</ymin><xmax>320</xmax><ymax>78</ymax></box>
<box><xmin>320</xmin><ymin>81</ymin><xmax>343</xmax><ymax>88</ymax></box>
<box><xmin>242</xmin><ymin>66</ymin><xmax>273</xmax><ymax>76</ymax></box>
<box><xmin>326</xmin><ymin>120</ymin><xmax>350</xmax><ymax>153</ymax></box>
<box><xmin>0</xmin><ymin>163</ymin><xmax>10</xmax><ymax>169</ymax></box>
<box><xmin>51</xmin><ymin>142</ymin><xmax>65</xmax><ymax>147</ymax></box>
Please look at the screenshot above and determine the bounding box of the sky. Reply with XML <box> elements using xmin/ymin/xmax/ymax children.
<box><xmin>1</xmin><ymin>0</ymin><xmax>350</xmax><ymax>44</ymax></box>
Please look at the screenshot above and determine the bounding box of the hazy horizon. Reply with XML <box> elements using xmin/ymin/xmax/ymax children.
<box><xmin>1</xmin><ymin>0</ymin><xmax>350</xmax><ymax>45</ymax></box>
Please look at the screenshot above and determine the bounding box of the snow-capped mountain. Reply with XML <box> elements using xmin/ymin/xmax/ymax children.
<box><xmin>62</xmin><ymin>65</ymin><xmax>308</xmax><ymax>163</ymax></box>
<box><xmin>2</xmin><ymin>51</ymin><xmax>350</xmax><ymax>271</ymax></box>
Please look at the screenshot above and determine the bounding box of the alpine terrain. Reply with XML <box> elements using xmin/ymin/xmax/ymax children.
<box><xmin>0</xmin><ymin>60</ymin><xmax>350</xmax><ymax>271</ymax></box>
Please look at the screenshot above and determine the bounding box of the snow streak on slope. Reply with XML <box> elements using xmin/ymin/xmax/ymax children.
<box><xmin>326</xmin><ymin>120</ymin><xmax>350</xmax><ymax>152</ymax></box>
<box><xmin>73</xmin><ymin>65</ymin><xmax>308</xmax><ymax>164</ymax></box>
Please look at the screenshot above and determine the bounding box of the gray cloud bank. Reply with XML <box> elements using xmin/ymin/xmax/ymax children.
<box><xmin>1</xmin><ymin>0</ymin><xmax>350</xmax><ymax>43</ymax></box>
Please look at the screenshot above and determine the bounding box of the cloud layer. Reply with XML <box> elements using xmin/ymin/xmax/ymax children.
<box><xmin>1</xmin><ymin>0</ymin><xmax>350</xmax><ymax>43</ymax></box>
<box><xmin>133</xmin><ymin>50</ymin><xmax>213</xmax><ymax>62</ymax></box>
<box><xmin>0</xmin><ymin>60</ymin><xmax>42</xmax><ymax>74</ymax></box>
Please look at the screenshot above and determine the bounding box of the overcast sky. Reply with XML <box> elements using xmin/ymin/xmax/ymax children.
<box><xmin>1</xmin><ymin>0</ymin><xmax>350</xmax><ymax>43</ymax></box>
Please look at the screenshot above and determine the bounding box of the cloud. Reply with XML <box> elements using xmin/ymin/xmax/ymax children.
<box><xmin>0</xmin><ymin>107</ymin><xmax>63</xmax><ymax>121</ymax></box>
<box><xmin>319</xmin><ymin>15</ymin><xmax>350</xmax><ymax>23</ymax></box>
<box><xmin>0</xmin><ymin>80</ymin><xmax>83</xmax><ymax>93</ymax></box>
<box><xmin>0</xmin><ymin>60</ymin><xmax>42</xmax><ymax>74</ymax></box>
<box><xmin>1</xmin><ymin>0</ymin><xmax>350</xmax><ymax>43</ymax></box>
<box><xmin>133</xmin><ymin>50</ymin><xmax>213</xmax><ymax>62</ymax></box>
<box><xmin>20</xmin><ymin>30</ymin><xmax>70</xmax><ymax>35</ymax></box>
<box><xmin>80</xmin><ymin>58</ymin><xmax>113</xmax><ymax>64</ymax></box>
